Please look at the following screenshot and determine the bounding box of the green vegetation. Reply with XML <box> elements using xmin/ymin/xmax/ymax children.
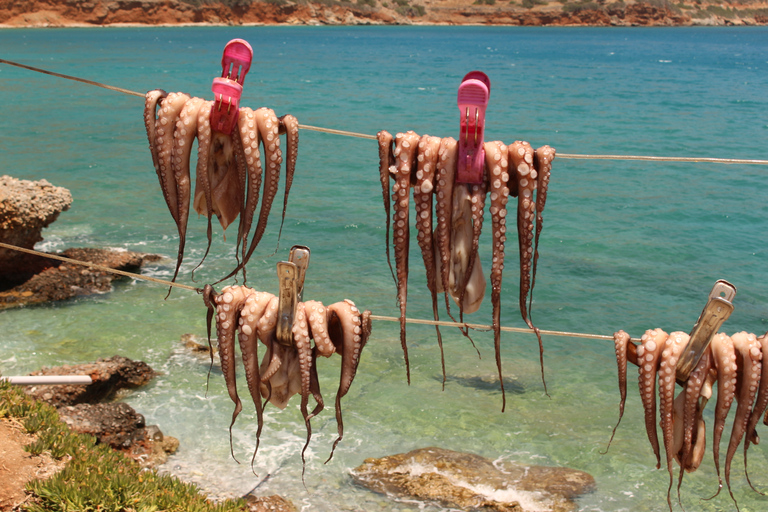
<box><xmin>391</xmin><ymin>0</ymin><xmax>426</xmax><ymax>16</ymax></box>
<box><xmin>358</xmin><ymin>0</ymin><xmax>377</xmax><ymax>7</ymax></box>
<box><xmin>0</xmin><ymin>381</ymin><xmax>247</xmax><ymax>512</ymax></box>
<box><xmin>521</xmin><ymin>0</ymin><xmax>546</xmax><ymax>8</ymax></box>
<box><xmin>474</xmin><ymin>0</ymin><xmax>497</xmax><ymax>6</ymax></box>
<box><xmin>562</xmin><ymin>1</ymin><xmax>601</xmax><ymax>13</ymax></box>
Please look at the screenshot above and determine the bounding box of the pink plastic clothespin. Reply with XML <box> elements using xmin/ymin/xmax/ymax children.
<box><xmin>456</xmin><ymin>71</ymin><xmax>491</xmax><ymax>184</ymax></box>
<box><xmin>210</xmin><ymin>39</ymin><xmax>254</xmax><ymax>135</ymax></box>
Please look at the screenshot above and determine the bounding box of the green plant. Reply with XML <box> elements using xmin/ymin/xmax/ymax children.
<box><xmin>0</xmin><ymin>381</ymin><xmax>248</xmax><ymax>512</ymax></box>
<box><xmin>474</xmin><ymin>0</ymin><xmax>497</xmax><ymax>5</ymax></box>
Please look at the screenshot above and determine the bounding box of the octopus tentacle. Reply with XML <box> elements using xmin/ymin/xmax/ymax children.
<box><xmin>603</xmin><ymin>330</ymin><xmax>631</xmax><ymax>452</ymax></box>
<box><xmin>144</xmin><ymin>89</ymin><xmax>169</xmax><ymax>212</ymax></box>
<box><xmin>154</xmin><ymin>92</ymin><xmax>189</xmax><ymax>224</ymax></box>
<box><xmin>169</xmin><ymin>97</ymin><xmax>205</xmax><ymax>288</ymax></box>
<box><xmin>707</xmin><ymin>332</ymin><xmax>738</xmax><ymax>499</ymax></box>
<box><xmin>376</xmin><ymin>130</ymin><xmax>396</xmax><ymax>286</ymax></box>
<box><xmin>275</xmin><ymin>114</ymin><xmax>299</xmax><ymax>248</ymax></box>
<box><xmin>675</xmin><ymin>348</ymin><xmax>711</xmax><ymax>502</ymax></box>
<box><xmin>291</xmin><ymin>303</ymin><xmax>316</xmax><ymax>478</ymax></box>
<box><xmin>485</xmin><ymin>141</ymin><xmax>511</xmax><ymax>411</ymax></box>
<box><xmin>326</xmin><ymin>300</ymin><xmax>370</xmax><ymax>463</ymax></box>
<box><xmin>509</xmin><ymin>140</ymin><xmax>548</xmax><ymax>395</ymax></box>
<box><xmin>435</xmin><ymin>138</ymin><xmax>458</xmax><ymax>320</ymax></box>
<box><xmin>392</xmin><ymin>131</ymin><xmax>419</xmax><ymax>384</ymax></box>
<box><xmin>202</xmin><ymin>284</ymin><xmax>218</xmax><ymax>392</ymax></box>
<box><xmin>724</xmin><ymin>331</ymin><xmax>762</xmax><ymax>509</ymax></box>
<box><xmin>237</xmin><ymin>290</ymin><xmax>274</xmax><ymax>464</ymax></box>
<box><xmin>413</xmin><ymin>134</ymin><xmax>446</xmax><ymax>386</ymax></box>
<box><xmin>214</xmin><ymin>285</ymin><xmax>251</xmax><ymax>461</ymax></box>
<box><xmin>448</xmin><ymin>183</ymin><xmax>486</xmax><ymax>316</ymax></box>
<box><xmin>214</xmin><ymin>107</ymin><xmax>263</xmax><ymax>284</ymax></box>
<box><xmin>191</xmin><ymin>100</ymin><xmax>215</xmax><ymax>275</ymax></box>
<box><xmin>304</xmin><ymin>300</ymin><xmax>335</xmax><ymax>357</ymax></box>
<box><xmin>249</xmin><ymin>107</ymin><xmax>282</xmax><ymax>252</ymax></box>
<box><xmin>257</xmin><ymin>296</ymin><xmax>281</xmax><ymax>384</ymax></box>
<box><xmin>458</xmin><ymin>182</ymin><xmax>487</xmax><ymax>322</ymax></box>
<box><xmin>637</xmin><ymin>328</ymin><xmax>668</xmax><ymax>469</ymax></box>
<box><xmin>528</xmin><ymin>146</ymin><xmax>554</xmax><ymax>319</ymax></box>
<box><xmin>658</xmin><ymin>331</ymin><xmax>688</xmax><ymax>511</ymax></box>
<box><xmin>745</xmin><ymin>331</ymin><xmax>768</xmax><ymax>493</ymax></box>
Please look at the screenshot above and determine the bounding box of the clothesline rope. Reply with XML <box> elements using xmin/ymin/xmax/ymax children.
<box><xmin>2</xmin><ymin>58</ymin><xmax>767</xmax><ymax>167</ymax></box>
<box><xmin>0</xmin><ymin>241</ymin><xmax>640</xmax><ymax>343</ymax></box>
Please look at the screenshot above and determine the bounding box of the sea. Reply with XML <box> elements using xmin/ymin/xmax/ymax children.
<box><xmin>1</xmin><ymin>25</ymin><xmax>767</xmax><ymax>511</ymax></box>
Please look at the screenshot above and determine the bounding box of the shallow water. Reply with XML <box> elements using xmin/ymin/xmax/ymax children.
<box><xmin>1</xmin><ymin>26</ymin><xmax>767</xmax><ymax>511</ymax></box>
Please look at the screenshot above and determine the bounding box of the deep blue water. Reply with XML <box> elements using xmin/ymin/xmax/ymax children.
<box><xmin>1</xmin><ymin>26</ymin><xmax>767</xmax><ymax>511</ymax></box>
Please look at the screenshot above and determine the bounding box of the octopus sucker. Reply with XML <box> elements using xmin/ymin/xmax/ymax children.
<box><xmin>206</xmin><ymin>286</ymin><xmax>369</xmax><ymax>468</ymax></box>
<box><xmin>376</xmin><ymin>130</ymin><xmax>397</xmax><ymax>287</ymax></box>
<box><xmin>155</xmin><ymin>92</ymin><xmax>190</xmax><ymax>224</ymax></box>
<box><xmin>233</xmin><ymin>107</ymin><xmax>263</xmax><ymax>277</ymax></box>
<box><xmin>484</xmin><ymin>140</ymin><xmax>511</xmax><ymax>412</ymax></box>
<box><xmin>392</xmin><ymin>131</ymin><xmax>420</xmax><ymax>385</ymax></box>
<box><xmin>604</xmin><ymin>330</ymin><xmax>631</xmax><ymax>452</ymax></box>
<box><xmin>723</xmin><ymin>331</ymin><xmax>762</xmax><ymax>508</ymax></box>
<box><xmin>509</xmin><ymin>140</ymin><xmax>548</xmax><ymax>396</ymax></box>
<box><xmin>745</xmin><ymin>331</ymin><xmax>768</xmax><ymax>493</ymax></box>
<box><xmin>413</xmin><ymin>134</ymin><xmax>446</xmax><ymax>387</ymax></box>
<box><xmin>657</xmin><ymin>331</ymin><xmax>688</xmax><ymax>511</ymax></box>
<box><xmin>637</xmin><ymin>328</ymin><xmax>668</xmax><ymax>469</ymax></box>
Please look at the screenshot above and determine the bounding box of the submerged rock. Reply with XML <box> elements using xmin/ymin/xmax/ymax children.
<box><xmin>0</xmin><ymin>247</ymin><xmax>161</xmax><ymax>309</ymax></box>
<box><xmin>352</xmin><ymin>447</ymin><xmax>595</xmax><ymax>512</ymax></box>
<box><xmin>24</xmin><ymin>355</ymin><xmax>156</xmax><ymax>407</ymax></box>
<box><xmin>0</xmin><ymin>175</ymin><xmax>72</xmax><ymax>287</ymax></box>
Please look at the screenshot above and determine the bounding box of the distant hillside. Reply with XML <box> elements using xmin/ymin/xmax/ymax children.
<box><xmin>1</xmin><ymin>0</ymin><xmax>766</xmax><ymax>27</ymax></box>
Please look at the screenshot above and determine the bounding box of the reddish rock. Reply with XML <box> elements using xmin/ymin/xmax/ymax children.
<box><xmin>24</xmin><ymin>355</ymin><xmax>157</xmax><ymax>407</ymax></box>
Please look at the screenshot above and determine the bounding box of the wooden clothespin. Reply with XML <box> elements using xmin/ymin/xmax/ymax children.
<box><xmin>276</xmin><ymin>245</ymin><xmax>311</xmax><ymax>347</ymax></box>
<box><xmin>675</xmin><ymin>279</ymin><xmax>736</xmax><ymax>383</ymax></box>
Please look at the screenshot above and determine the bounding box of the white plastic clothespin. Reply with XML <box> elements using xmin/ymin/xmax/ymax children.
<box><xmin>675</xmin><ymin>279</ymin><xmax>736</xmax><ymax>383</ymax></box>
<box><xmin>276</xmin><ymin>245</ymin><xmax>311</xmax><ymax>347</ymax></box>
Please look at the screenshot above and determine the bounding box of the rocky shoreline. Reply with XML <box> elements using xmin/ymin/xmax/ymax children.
<box><xmin>0</xmin><ymin>0</ymin><xmax>766</xmax><ymax>28</ymax></box>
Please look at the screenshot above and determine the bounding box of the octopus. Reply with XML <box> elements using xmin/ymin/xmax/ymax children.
<box><xmin>608</xmin><ymin>329</ymin><xmax>768</xmax><ymax>510</ymax></box>
<box><xmin>144</xmin><ymin>91</ymin><xmax>299</xmax><ymax>288</ymax></box>
<box><xmin>203</xmin><ymin>284</ymin><xmax>371</xmax><ymax>471</ymax></box>
<box><xmin>376</xmin><ymin>130</ymin><xmax>555</xmax><ymax>409</ymax></box>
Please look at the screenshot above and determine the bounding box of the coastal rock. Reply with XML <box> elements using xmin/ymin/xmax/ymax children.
<box><xmin>0</xmin><ymin>175</ymin><xmax>72</xmax><ymax>287</ymax></box>
<box><xmin>57</xmin><ymin>402</ymin><xmax>146</xmax><ymax>449</ymax></box>
<box><xmin>57</xmin><ymin>403</ymin><xmax>179</xmax><ymax>467</ymax></box>
<box><xmin>24</xmin><ymin>355</ymin><xmax>156</xmax><ymax>407</ymax></box>
<box><xmin>244</xmin><ymin>495</ymin><xmax>298</xmax><ymax>512</ymax></box>
<box><xmin>0</xmin><ymin>247</ymin><xmax>162</xmax><ymax>309</ymax></box>
<box><xmin>351</xmin><ymin>447</ymin><xmax>595</xmax><ymax>512</ymax></box>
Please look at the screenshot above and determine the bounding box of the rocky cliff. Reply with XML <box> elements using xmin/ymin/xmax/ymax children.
<box><xmin>1</xmin><ymin>0</ymin><xmax>766</xmax><ymax>27</ymax></box>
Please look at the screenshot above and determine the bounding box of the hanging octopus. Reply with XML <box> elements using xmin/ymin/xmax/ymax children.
<box><xmin>203</xmin><ymin>284</ymin><xmax>371</xmax><ymax>472</ymax></box>
<box><xmin>607</xmin><ymin>329</ymin><xmax>768</xmax><ymax>510</ymax></box>
<box><xmin>144</xmin><ymin>92</ymin><xmax>299</xmax><ymax>288</ymax></box>
<box><xmin>376</xmin><ymin>130</ymin><xmax>555</xmax><ymax>409</ymax></box>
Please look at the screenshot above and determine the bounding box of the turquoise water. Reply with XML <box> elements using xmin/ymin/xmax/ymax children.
<box><xmin>1</xmin><ymin>26</ymin><xmax>767</xmax><ymax>511</ymax></box>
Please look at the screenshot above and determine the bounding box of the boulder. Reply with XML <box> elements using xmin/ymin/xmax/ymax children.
<box><xmin>352</xmin><ymin>447</ymin><xmax>595</xmax><ymax>512</ymax></box>
<box><xmin>0</xmin><ymin>175</ymin><xmax>72</xmax><ymax>287</ymax></box>
<box><xmin>24</xmin><ymin>355</ymin><xmax>156</xmax><ymax>407</ymax></box>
